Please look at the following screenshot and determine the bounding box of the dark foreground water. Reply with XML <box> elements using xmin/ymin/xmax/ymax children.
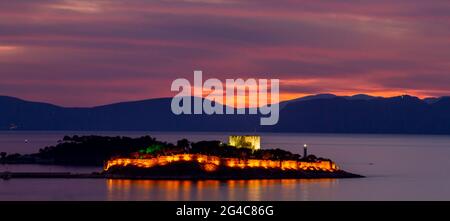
<box><xmin>1</xmin><ymin>131</ymin><xmax>450</xmax><ymax>200</ymax></box>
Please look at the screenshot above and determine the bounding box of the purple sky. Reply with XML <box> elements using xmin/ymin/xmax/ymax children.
<box><xmin>1</xmin><ymin>0</ymin><xmax>450</xmax><ymax>107</ymax></box>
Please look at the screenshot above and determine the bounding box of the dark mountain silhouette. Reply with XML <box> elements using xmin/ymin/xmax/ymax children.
<box><xmin>279</xmin><ymin>93</ymin><xmax>380</xmax><ymax>109</ymax></box>
<box><xmin>0</xmin><ymin>96</ymin><xmax>259</xmax><ymax>131</ymax></box>
<box><xmin>1</xmin><ymin>94</ymin><xmax>450</xmax><ymax>134</ymax></box>
<box><xmin>272</xmin><ymin>95</ymin><xmax>450</xmax><ymax>134</ymax></box>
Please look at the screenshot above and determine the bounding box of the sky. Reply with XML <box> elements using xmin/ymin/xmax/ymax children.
<box><xmin>1</xmin><ymin>0</ymin><xmax>450</xmax><ymax>107</ymax></box>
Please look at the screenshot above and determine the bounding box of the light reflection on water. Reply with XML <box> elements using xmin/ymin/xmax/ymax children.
<box><xmin>105</xmin><ymin>179</ymin><xmax>338</xmax><ymax>201</ymax></box>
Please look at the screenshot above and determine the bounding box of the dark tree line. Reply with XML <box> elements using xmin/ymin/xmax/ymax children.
<box><xmin>1</xmin><ymin>135</ymin><xmax>321</xmax><ymax>166</ymax></box>
<box><xmin>35</xmin><ymin>135</ymin><xmax>174</xmax><ymax>166</ymax></box>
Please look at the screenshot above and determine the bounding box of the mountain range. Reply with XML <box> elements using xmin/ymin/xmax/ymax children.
<box><xmin>1</xmin><ymin>94</ymin><xmax>450</xmax><ymax>134</ymax></box>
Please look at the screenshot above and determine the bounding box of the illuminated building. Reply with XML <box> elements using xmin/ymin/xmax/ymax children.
<box><xmin>104</xmin><ymin>154</ymin><xmax>339</xmax><ymax>172</ymax></box>
<box><xmin>228</xmin><ymin>135</ymin><xmax>260</xmax><ymax>150</ymax></box>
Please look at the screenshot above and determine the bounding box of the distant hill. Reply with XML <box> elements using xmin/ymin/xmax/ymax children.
<box><xmin>273</xmin><ymin>95</ymin><xmax>450</xmax><ymax>134</ymax></box>
<box><xmin>279</xmin><ymin>93</ymin><xmax>381</xmax><ymax>109</ymax></box>
<box><xmin>1</xmin><ymin>94</ymin><xmax>450</xmax><ymax>134</ymax></box>
<box><xmin>0</xmin><ymin>96</ymin><xmax>260</xmax><ymax>131</ymax></box>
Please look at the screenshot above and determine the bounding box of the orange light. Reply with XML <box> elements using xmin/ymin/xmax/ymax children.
<box><xmin>182</xmin><ymin>154</ymin><xmax>192</xmax><ymax>161</ymax></box>
<box><xmin>104</xmin><ymin>154</ymin><xmax>339</xmax><ymax>172</ymax></box>
<box><xmin>227</xmin><ymin>160</ymin><xmax>236</xmax><ymax>167</ymax></box>
<box><xmin>202</xmin><ymin>163</ymin><xmax>218</xmax><ymax>172</ymax></box>
<box><xmin>237</xmin><ymin>161</ymin><xmax>246</xmax><ymax>169</ymax></box>
<box><xmin>261</xmin><ymin>161</ymin><xmax>268</xmax><ymax>168</ymax></box>
<box><xmin>196</xmin><ymin>156</ymin><xmax>206</xmax><ymax>163</ymax></box>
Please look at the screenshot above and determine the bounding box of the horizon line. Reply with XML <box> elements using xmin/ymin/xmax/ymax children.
<box><xmin>1</xmin><ymin>93</ymin><xmax>448</xmax><ymax>109</ymax></box>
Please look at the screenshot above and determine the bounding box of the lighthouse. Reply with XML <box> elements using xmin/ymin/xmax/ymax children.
<box><xmin>303</xmin><ymin>144</ymin><xmax>308</xmax><ymax>159</ymax></box>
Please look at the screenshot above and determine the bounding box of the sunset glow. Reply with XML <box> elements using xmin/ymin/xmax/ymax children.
<box><xmin>1</xmin><ymin>0</ymin><xmax>449</xmax><ymax>106</ymax></box>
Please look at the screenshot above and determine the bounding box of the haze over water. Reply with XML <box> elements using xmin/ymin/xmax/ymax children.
<box><xmin>1</xmin><ymin>131</ymin><xmax>450</xmax><ymax>200</ymax></box>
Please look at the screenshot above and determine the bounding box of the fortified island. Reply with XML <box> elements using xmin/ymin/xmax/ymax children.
<box><xmin>0</xmin><ymin>135</ymin><xmax>362</xmax><ymax>180</ymax></box>
<box><xmin>103</xmin><ymin>135</ymin><xmax>361</xmax><ymax>179</ymax></box>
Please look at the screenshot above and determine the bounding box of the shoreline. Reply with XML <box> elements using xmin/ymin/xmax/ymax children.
<box><xmin>0</xmin><ymin>171</ymin><xmax>364</xmax><ymax>180</ymax></box>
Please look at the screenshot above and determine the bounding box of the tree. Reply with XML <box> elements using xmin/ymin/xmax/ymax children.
<box><xmin>177</xmin><ymin>139</ymin><xmax>190</xmax><ymax>150</ymax></box>
<box><xmin>0</xmin><ymin>152</ymin><xmax>6</xmax><ymax>159</ymax></box>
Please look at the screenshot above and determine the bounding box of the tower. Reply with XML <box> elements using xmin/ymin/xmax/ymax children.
<box><xmin>303</xmin><ymin>144</ymin><xmax>308</xmax><ymax>158</ymax></box>
<box><xmin>228</xmin><ymin>135</ymin><xmax>261</xmax><ymax>151</ymax></box>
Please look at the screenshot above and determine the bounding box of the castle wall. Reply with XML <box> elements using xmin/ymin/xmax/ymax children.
<box><xmin>104</xmin><ymin>154</ymin><xmax>338</xmax><ymax>172</ymax></box>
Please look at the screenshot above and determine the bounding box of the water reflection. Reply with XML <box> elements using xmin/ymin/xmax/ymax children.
<box><xmin>106</xmin><ymin>179</ymin><xmax>338</xmax><ymax>201</ymax></box>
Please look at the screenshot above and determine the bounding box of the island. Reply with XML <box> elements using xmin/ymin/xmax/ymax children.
<box><xmin>0</xmin><ymin>135</ymin><xmax>363</xmax><ymax>179</ymax></box>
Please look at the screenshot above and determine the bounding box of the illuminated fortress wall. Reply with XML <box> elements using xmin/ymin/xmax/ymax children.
<box><xmin>104</xmin><ymin>154</ymin><xmax>339</xmax><ymax>172</ymax></box>
<box><xmin>228</xmin><ymin>135</ymin><xmax>261</xmax><ymax>150</ymax></box>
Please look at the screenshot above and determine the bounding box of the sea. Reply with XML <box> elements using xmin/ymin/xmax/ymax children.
<box><xmin>1</xmin><ymin>131</ymin><xmax>450</xmax><ymax>201</ymax></box>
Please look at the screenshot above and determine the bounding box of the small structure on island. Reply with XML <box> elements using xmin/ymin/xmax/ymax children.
<box><xmin>303</xmin><ymin>144</ymin><xmax>308</xmax><ymax>159</ymax></box>
<box><xmin>228</xmin><ymin>135</ymin><xmax>261</xmax><ymax>151</ymax></box>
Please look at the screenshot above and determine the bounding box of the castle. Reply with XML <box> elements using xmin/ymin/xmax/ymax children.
<box><xmin>103</xmin><ymin>135</ymin><xmax>341</xmax><ymax>175</ymax></box>
<box><xmin>228</xmin><ymin>135</ymin><xmax>261</xmax><ymax>150</ymax></box>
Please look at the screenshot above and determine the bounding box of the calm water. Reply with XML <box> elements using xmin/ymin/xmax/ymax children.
<box><xmin>1</xmin><ymin>131</ymin><xmax>450</xmax><ymax>200</ymax></box>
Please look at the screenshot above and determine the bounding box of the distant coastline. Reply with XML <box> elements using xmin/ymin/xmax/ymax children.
<box><xmin>2</xmin><ymin>94</ymin><xmax>450</xmax><ymax>134</ymax></box>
